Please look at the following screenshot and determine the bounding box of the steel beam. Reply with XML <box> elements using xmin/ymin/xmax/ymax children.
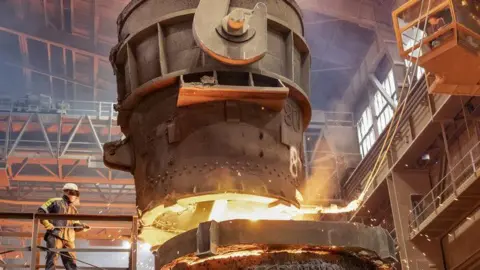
<box><xmin>8</xmin><ymin>157</ymin><xmax>87</xmax><ymax>166</ymax></box>
<box><xmin>94</xmin><ymin>182</ymin><xmax>110</xmax><ymax>202</ymax></box>
<box><xmin>64</xmin><ymin>159</ymin><xmax>81</xmax><ymax>178</ymax></box>
<box><xmin>37</xmin><ymin>113</ymin><xmax>55</xmax><ymax>157</ymax></box>
<box><xmin>13</xmin><ymin>158</ymin><xmax>29</xmax><ymax>178</ymax></box>
<box><xmin>39</xmin><ymin>164</ymin><xmax>59</xmax><ymax>178</ymax></box>
<box><xmin>369</xmin><ymin>74</ymin><xmax>397</xmax><ymax>109</ymax></box>
<box><xmin>0</xmin><ymin>199</ymin><xmax>135</xmax><ymax>209</ymax></box>
<box><xmin>0</xmin><ymin>231</ymin><xmax>131</xmax><ymax>240</ymax></box>
<box><xmin>11</xmin><ymin>175</ymin><xmax>133</xmax><ymax>185</ymax></box>
<box><xmin>60</xmin><ymin>116</ymin><xmax>85</xmax><ymax>157</ymax></box>
<box><xmin>111</xmin><ymin>185</ymin><xmax>128</xmax><ymax>203</ymax></box>
<box><xmin>8</xmin><ymin>113</ymin><xmax>33</xmax><ymax>157</ymax></box>
<box><xmin>87</xmin><ymin>115</ymin><xmax>103</xmax><ymax>153</ymax></box>
<box><xmin>30</xmin><ymin>219</ymin><xmax>39</xmax><ymax>270</ymax></box>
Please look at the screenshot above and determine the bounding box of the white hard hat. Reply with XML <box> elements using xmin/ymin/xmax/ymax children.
<box><xmin>63</xmin><ymin>183</ymin><xmax>79</xmax><ymax>192</ymax></box>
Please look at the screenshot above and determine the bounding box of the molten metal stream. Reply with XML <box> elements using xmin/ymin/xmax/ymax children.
<box><xmin>206</xmin><ymin>196</ymin><xmax>362</xmax><ymax>222</ymax></box>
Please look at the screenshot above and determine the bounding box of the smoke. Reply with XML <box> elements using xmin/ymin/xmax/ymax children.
<box><xmin>302</xmin><ymin>134</ymin><xmax>338</xmax><ymax>202</ymax></box>
<box><xmin>301</xmin><ymin>101</ymin><xmax>361</xmax><ymax>204</ymax></box>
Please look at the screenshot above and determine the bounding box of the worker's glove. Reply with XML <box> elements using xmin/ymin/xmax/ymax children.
<box><xmin>82</xmin><ymin>224</ymin><xmax>91</xmax><ymax>232</ymax></box>
<box><xmin>44</xmin><ymin>223</ymin><xmax>55</xmax><ymax>231</ymax></box>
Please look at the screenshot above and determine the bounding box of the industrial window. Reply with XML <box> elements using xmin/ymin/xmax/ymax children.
<box><xmin>374</xmin><ymin>70</ymin><xmax>396</xmax><ymax>134</ymax></box>
<box><xmin>377</xmin><ymin>105</ymin><xmax>394</xmax><ymax>134</ymax></box>
<box><xmin>357</xmin><ymin>108</ymin><xmax>375</xmax><ymax>158</ymax></box>
<box><xmin>357</xmin><ymin>70</ymin><xmax>402</xmax><ymax>158</ymax></box>
<box><xmin>382</xmin><ymin>70</ymin><xmax>397</xmax><ymax>101</ymax></box>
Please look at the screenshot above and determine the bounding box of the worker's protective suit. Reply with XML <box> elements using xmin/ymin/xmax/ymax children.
<box><xmin>38</xmin><ymin>195</ymin><xmax>88</xmax><ymax>270</ymax></box>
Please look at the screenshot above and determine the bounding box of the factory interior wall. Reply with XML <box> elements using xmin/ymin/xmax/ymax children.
<box><xmin>388</xmin><ymin>170</ymin><xmax>445</xmax><ymax>270</ymax></box>
<box><xmin>427</xmin><ymin>119</ymin><xmax>479</xmax><ymax>187</ymax></box>
<box><xmin>353</xmin><ymin>88</ymin><xmax>371</xmax><ymax>123</ymax></box>
<box><xmin>442</xmin><ymin>205</ymin><xmax>480</xmax><ymax>269</ymax></box>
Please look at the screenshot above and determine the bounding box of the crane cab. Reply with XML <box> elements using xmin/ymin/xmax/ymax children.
<box><xmin>393</xmin><ymin>0</ymin><xmax>480</xmax><ymax>95</ymax></box>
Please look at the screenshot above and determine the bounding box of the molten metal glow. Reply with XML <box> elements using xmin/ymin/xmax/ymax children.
<box><xmin>208</xmin><ymin>200</ymin><xmax>299</xmax><ymax>222</ymax></box>
<box><xmin>207</xmin><ymin>196</ymin><xmax>363</xmax><ymax>222</ymax></box>
<box><xmin>180</xmin><ymin>249</ymin><xmax>332</xmax><ymax>266</ymax></box>
<box><xmin>140</xmin><ymin>192</ymin><xmax>366</xmax><ymax>247</ymax></box>
<box><xmin>317</xmin><ymin>199</ymin><xmax>361</xmax><ymax>214</ymax></box>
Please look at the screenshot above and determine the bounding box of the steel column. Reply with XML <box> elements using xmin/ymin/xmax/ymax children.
<box><xmin>129</xmin><ymin>216</ymin><xmax>138</xmax><ymax>270</ymax></box>
<box><xmin>30</xmin><ymin>218</ymin><xmax>39</xmax><ymax>270</ymax></box>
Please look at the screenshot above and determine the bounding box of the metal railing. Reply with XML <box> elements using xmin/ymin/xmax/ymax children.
<box><xmin>409</xmin><ymin>141</ymin><xmax>480</xmax><ymax>233</ymax></box>
<box><xmin>308</xmin><ymin>110</ymin><xmax>355</xmax><ymax>128</ymax></box>
<box><xmin>324</xmin><ymin>111</ymin><xmax>355</xmax><ymax>127</ymax></box>
<box><xmin>0</xmin><ymin>96</ymin><xmax>117</xmax><ymax>120</ymax></box>
<box><xmin>0</xmin><ymin>213</ymin><xmax>138</xmax><ymax>270</ymax></box>
<box><xmin>61</xmin><ymin>100</ymin><xmax>117</xmax><ymax>119</ymax></box>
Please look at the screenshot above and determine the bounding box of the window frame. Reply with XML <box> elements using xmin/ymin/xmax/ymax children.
<box><xmin>357</xmin><ymin>69</ymin><xmax>399</xmax><ymax>157</ymax></box>
<box><xmin>357</xmin><ymin>107</ymin><xmax>375</xmax><ymax>158</ymax></box>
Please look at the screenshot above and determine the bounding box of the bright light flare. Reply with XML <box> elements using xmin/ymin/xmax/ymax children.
<box><xmin>179</xmin><ymin>249</ymin><xmax>331</xmax><ymax>266</ymax></box>
<box><xmin>122</xmin><ymin>240</ymin><xmax>131</xmax><ymax>249</ymax></box>
<box><xmin>141</xmin><ymin>242</ymin><xmax>152</xmax><ymax>251</ymax></box>
<box><xmin>317</xmin><ymin>199</ymin><xmax>361</xmax><ymax>214</ymax></box>
<box><xmin>208</xmin><ymin>200</ymin><xmax>299</xmax><ymax>222</ymax></box>
<box><xmin>207</xmin><ymin>196</ymin><xmax>364</xmax><ymax>222</ymax></box>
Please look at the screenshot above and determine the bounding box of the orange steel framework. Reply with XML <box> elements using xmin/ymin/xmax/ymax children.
<box><xmin>0</xmin><ymin>98</ymin><xmax>135</xmax><ymax>213</ymax></box>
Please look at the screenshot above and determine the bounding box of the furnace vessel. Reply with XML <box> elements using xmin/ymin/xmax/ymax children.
<box><xmin>104</xmin><ymin>0</ymin><xmax>396</xmax><ymax>269</ymax></box>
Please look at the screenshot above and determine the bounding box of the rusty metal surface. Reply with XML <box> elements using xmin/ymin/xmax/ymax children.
<box><xmin>106</xmin><ymin>0</ymin><xmax>318</xmax><ymax>254</ymax></box>
<box><xmin>193</xmin><ymin>1</ymin><xmax>268</xmax><ymax>65</ymax></box>
<box><xmin>105</xmin><ymin>0</ymin><xmax>311</xmax><ymax>240</ymax></box>
<box><xmin>110</xmin><ymin>0</ymin><xmax>311</xmax><ymax>128</ymax></box>
<box><xmin>128</xmin><ymin>93</ymin><xmax>305</xmax><ymax>211</ymax></box>
<box><xmin>117</xmin><ymin>0</ymin><xmax>304</xmax><ymax>40</ymax></box>
<box><xmin>167</xmin><ymin>252</ymin><xmax>380</xmax><ymax>270</ymax></box>
<box><xmin>155</xmin><ymin>220</ymin><xmax>396</xmax><ymax>269</ymax></box>
<box><xmin>177</xmin><ymin>74</ymin><xmax>290</xmax><ymax>111</ymax></box>
<box><xmin>104</xmin><ymin>85</ymin><xmax>306</xmax><ymax>244</ymax></box>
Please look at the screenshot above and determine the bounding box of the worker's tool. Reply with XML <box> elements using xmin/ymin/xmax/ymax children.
<box><xmin>51</xmin><ymin>226</ymin><xmax>127</xmax><ymax>229</ymax></box>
